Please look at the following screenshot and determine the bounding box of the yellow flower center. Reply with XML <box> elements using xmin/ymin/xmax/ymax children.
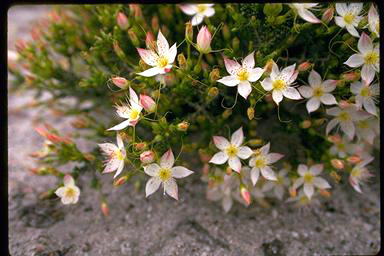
<box><xmin>299</xmin><ymin>194</ymin><xmax>311</xmax><ymax>204</ymax></box>
<box><xmin>360</xmin><ymin>86</ymin><xmax>371</xmax><ymax>97</ymax></box>
<box><xmin>344</xmin><ymin>12</ymin><xmax>355</xmax><ymax>25</ymax></box>
<box><xmin>158</xmin><ymin>168</ymin><xmax>172</xmax><ymax>182</ymax></box>
<box><xmin>197</xmin><ymin>4</ymin><xmax>207</xmax><ymax>13</ymax></box>
<box><xmin>351</xmin><ymin>168</ymin><xmax>361</xmax><ymax>178</ymax></box>
<box><xmin>237</xmin><ymin>68</ymin><xmax>249</xmax><ymax>81</ymax></box>
<box><xmin>338</xmin><ymin>111</ymin><xmax>351</xmax><ymax>121</ymax></box>
<box><xmin>303</xmin><ymin>172</ymin><xmax>314</xmax><ymax>183</ymax></box>
<box><xmin>157</xmin><ymin>56</ymin><xmax>169</xmax><ymax>68</ymax></box>
<box><xmin>272</xmin><ymin>79</ymin><xmax>286</xmax><ymax>91</ymax></box>
<box><xmin>226</xmin><ymin>145</ymin><xmax>238</xmax><ymax>157</ymax></box>
<box><xmin>64</xmin><ymin>187</ymin><xmax>76</xmax><ymax>198</ymax></box>
<box><xmin>364</xmin><ymin>51</ymin><xmax>379</xmax><ymax>65</ymax></box>
<box><xmin>254</xmin><ymin>156</ymin><xmax>267</xmax><ymax>168</ymax></box>
<box><xmin>313</xmin><ymin>86</ymin><xmax>324</xmax><ymax>97</ymax></box>
<box><xmin>115</xmin><ymin>149</ymin><xmax>125</xmax><ymax>161</ymax></box>
<box><xmin>129</xmin><ymin>109</ymin><xmax>140</xmax><ymax>120</ymax></box>
<box><xmin>336</xmin><ymin>143</ymin><xmax>346</xmax><ymax>151</ymax></box>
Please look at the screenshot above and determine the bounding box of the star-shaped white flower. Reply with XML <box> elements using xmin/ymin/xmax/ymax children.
<box><xmin>290</xmin><ymin>3</ymin><xmax>321</xmax><ymax>24</ymax></box>
<box><xmin>144</xmin><ymin>149</ymin><xmax>194</xmax><ymax>200</ymax></box>
<box><xmin>136</xmin><ymin>30</ymin><xmax>177</xmax><ymax>77</ymax></box>
<box><xmin>209</xmin><ymin>127</ymin><xmax>253</xmax><ymax>173</ymax></box>
<box><xmin>298</xmin><ymin>70</ymin><xmax>338</xmax><ymax>113</ymax></box>
<box><xmin>368</xmin><ymin>4</ymin><xmax>379</xmax><ymax>38</ymax></box>
<box><xmin>349</xmin><ymin>157</ymin><xmax>374</xmax><ymax>193</ymax></box>
<box><xmin>261</xmin><ymin>61</ymin><xmax>301</xmax><ymax>105</ymax></box>
<box><xmin>355</xmin><ymin>116</ymin><xmax>379</xmax><ymax>145</ymax></box>
<box><xmin>261</xmin><ymin>168</ymin><xmax>290</xmax><ymax>200</ymax></box>
<box><xmin>293</xmin><ymin>164</ymin><xmax>331</xmax><ymax>199</ymax></box>
<box><xmin>55</xmin><ymin>175</ymin><xmax>80</xmax><ymax>205</ymax></box>
<box><xmin>206</xmin><ymin>174</ymin><xmax>238</xmax><ymax>213</ymax></box>
<box><xmin>344</xmin><ymin>32</ymin><xmax>379</xmax><ymax>84</ymax></box>
<box><xmin>179</xmin><ymin>4</ymin><xmax>215</xmax><ymax>26</ymax></box>
<box><xmin>350</xmin><ymin>80</ymin><xmax>379</xmax><ymax>116</ymax></box>
<box><xmin>329</xmin><ymin>135</ymin><xmax>353</xmax><ymax>158</ymax></box>
<box><xmin>107</xmin><ymin>87</ymin><xmax>143</xmax><ymax>131</ymax></box>
<box><xmin>98</xmin><ymin>132</ymin><xmax>126</xmax><ymax>178</ymax></box>
<box><xmin>217</xmin><ymin>52</ymin><xmax>264</xmax><ymax>99</ymax></box>
<box><xmin>249</xmin><ymin>142</ymin><xmax>284</xmax><ymax>185</ymax></box>
<box><xmin>335</xmin><ymin>3</ymin><xmax>363</xmax><ymax>37</ymax></box>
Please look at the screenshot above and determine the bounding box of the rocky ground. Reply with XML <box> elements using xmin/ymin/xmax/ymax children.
<box><xmin>8</xmin><ymin>5</ymin><xmax>380</xmax><ymax>256</ymax></box>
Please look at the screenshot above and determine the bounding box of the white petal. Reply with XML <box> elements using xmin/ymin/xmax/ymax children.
<box><xmin>129</xmin><ymin>87</ymin><xmax>139</xmax><ymax>104</ymax></box>
<box><xmin>242</xmin><ymin>51</ymin><xmax>255</xmax><ymax>69</ymax></box>
<box><xmin>272</xmin><ymin>90</ymin><xmax>283</xmax><ymax>105</ymax></box>
<box><xmin>160</xmin><ymin>149</ymin><xmax>174</xmax><ymax>169</ymax></box>
<box><xmin>320</xmin><ymin>94</ymin><xmax>337</xmax><ymax>105</ymax></box>
<box><xmin>63</xmin><ymin>175</ymin><xmax>75</xmax><ymax>186</ymax></box>
<box><xmin>309</xmin><ymin>164</ymin><xmax>323</xmax><ymax>175</ymax></box>
<box><xmin>260</xmin><ymin>166</ymin><xmax>277</xmax><ymax>181</ymax></box>
<box><xmin>172</xmin><ymin>166</ymin><xmax>194</xmax><ymax>178</ymax></box>
<box><xmin>298</xmin><ymin>86</ymin><xmax>313</xmax><ymax>98</ymax></box>
<box><xmin>217</xmin><ymin>76</ymin><xmax>240</xmax><ymax>87</ymax></box>
<box><xmin>266</xmin><ymin>153</ymin><xmax>284</xmax><ymax>164</ymax></box>
<box><xmin>116</xmin><ymin>133</ymin><xmax>124</xmax><ymax>149</ymax></box>
<box><xmin>223</xmin><ymin>57</ymin><xmax>241</xmax><ymax>76</ymax></box>
<box><xmin>322</xmin><ymin>80</ymin><xmax>337</xmax><ymax>92</ymax></box>
<box><xmin>326</xmin><ymin>118</ymin><xmax>338</xmax><ymax>135</ymax></box>
<box><xmin>209</xmin><ymin>152</ymin><xmax>228</xmax><ymax>164</ymax></box>
<box><xmin>326</xmin><ymin>107</ymin><xmax>341</xmax><ymax>116</ymax></box>
<box><xmin>346</xmin><ymin>25</ymin><xmax>359</xmax><ymax>37</ymax></box>
<box><xmin>167</xmin><ymin>43</ymin><xmax>177</xmax><ymax>64</ymax></box>
<box><xmin>340</xmin><ymin>121</ymin><xmax>355</xmax><ymax>140</ymax></box>
<box><xmin>202</xmin><ymin>7</ymin><xmax>215</xmax><ymax>17</ymax></box>
<box><xmin>350</xmin><ymin>177</ymin><xmax>362</xmax><ymax>193</ymax></box>
<box><xmin>145</xmin><ymin>177</ymin><xmax>161</xmax><ymax>197</ymax></box>
<box><xmin>293</xmin><ymin>177</ymin><xmax>304</xmax><ymax>189</ymax></box>
<box><xmin>137</xmin><ymin>48</ymin><xmax>158</xmax><ymax>66</ymax></box>
<box><xmin>287</xmin><ymin>70</ymin><xmax>299</xmax><ymax>85</ymax></box>
<box><xmin>345</xmin><ymin>54</ymin><xmax>365</xmax><ymax>68</ymax></box>
<box><xmin>350</xmin><ymin>81</ymin><xmax>362</xmax><ymax>94</ymax></box>
<box><xmin>313</xmin><ymin>177</ymin><xmax>331</xmax><ymax>189</ymax></box>
<box><xmin>107</xmin><ymin>119</ymin><xmax>131</xmax><ymax>131</ymax></box>
<box><xmin>55</xmin><ymin>187</ymin><xmax>66</xmax><ymax>197</ymax></box>
<box><xmin>335</xmin><ymin>3</ymin><xmax>348</xmax><ymax>16</ymax></box>
<box><xmin>231</xmin><ymin>127</ymin><xmax>244</xmax><ymax>146</ymax></box>
<box><xmin>363</xmin><ymin>98</ymin><xmax>377</xmax><ymax>116</ymax></box>
<box><xmin>113</xmin><ymin>160</ymin><xmax>125</xmax><ymax>178</ymax></box>
<box><xmin>280</xmin><ymin>64</ymin><xmax>296</xmax><ymax>82</ymax></box>
<box><xmin>282</xmin><ymin>87</ymin><xmax>302</xmax><ymax>100</ymax></box>
<box><xmin>238</xmin><ymin>81</ymin><xmax>252</xmax><ymax>99</ymax></box>
<box><xmin>222</xmin><ymin>195</ymin><xmax>233</xmax><ymax>213</ymax></box>
<box><xmin>248</xmin><ymin>67</ymin><xmax>264</xmax><ymax>82</ymax></box>
<box><xmin>350</xmin><ymin>3</ymin><xmax>363</xmax><ymax>15</ymax></box>
<box><xmin>144</xmin><ymin>163</ymin><xmax>160</xmax><ymax>176</ymax></box>
<box><xmin>260</xmin><ymin>142</ymin><xmax>270</xmax><ymax>155</ymax></box>
<box><xmin>303</xmin><ymin>183</ymin><xmax>314</xmax><ymax>199</ymax></box>
<box><xmin>298</xmin><ymin>164</ymin><xmax>308</xmax><ymax>176</ymax></box>
<box><xmin>306</xmin><ymin>97</ymin><xmax>320</xmax><ymax>113</ymax></box>
<box><xmin>137</xmin><ymin>67</ymin><xmax>161</xmax><ymax>77</ymax></box>
<box><xmin>261</xmin><ymin>78</ymin><xmax>273</xmax><ymax>91</ymax></box>
<box><xmin>98</xmin><ymin>143</ymin><xmax>118</xmax><ymax>155</ymax></box>
<box><xmin>228</xmin><ymin>157</ymin><xmax>241</xmax><ymax>173</ymax></box>
<box><xmin>164</xmin><ymin>178</ymin><xmax>178</xmax><ymax>200</ymax></box>
<box><xmin>251</xmin><ymin>167</ymin><xmax>260</xmax><ymax>185</ymax></box>
<box><xmin>335</xmin><ymin>16</ymin><xmax>346</xmax><ymax>28</ymax></box>
<box><xmin>191</xmin><ymin>14</ymin><xmax>204</xmax><ymax>26</ymax></box>
<box><xmin>212</xmin><ymin>136</ymin><xmax>230</xmax><ymax>150</ymax></box>
<box><xmin>61</xmin><ymin>196</ymin><xmax>74</xmax><ymax>205</ymax></box>
<box><xmin>102</xmin><ymin>158</ymin><xmax>121</xmax><ymax>173</ymax></box>
<box><xmin>308</xmin><ymin>70</ymin><xmax>322</xmax><ymax>87</ymax></box>
<box><xmin>157</xmin><ymin>30</ymin><xmax>169</xmax><ymax>56</ymax></box>
<box><xmin>270</xmin><ymin>61</ymin><xmax>280</xmax><ymax>80</ymax></box>
<box><xmin>179</xmin><ymin>4</ymin><xmax>197</xmax><ymax>15</ymax></box>
<box><xmin>297</xmin><ymin>8</ymin><xmax>321</xmax><ymax>23</ymax></box>
<box><xmin>361</xmin><ymin>64</ymin><xmax>375</xmax><ymax>84</ymax></box>
<box><xmin>237</xmin><ymin>146</ymin><xmax>253</xmax><ymax>159</ymax></box>
<box><xmin>358</xmin><ymin>32</ymin><xmax>373</xmax><ymax>53</ymax></box>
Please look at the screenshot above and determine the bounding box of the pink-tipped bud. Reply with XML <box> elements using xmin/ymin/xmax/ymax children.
<box><xmin>151</xmin><ymin>16</ymin><xmax>159</xmax><ymax>31</ymax></box>
<box><xmin>117</xmin><ymin>12</ymin><xmax>129</xmax><ymax>30</ymax></box>
<box><xmin>331</xmin><ymin>159</ymin><xmax>344</xmax><ymax>170</ymax></box>
<box><xmin>347</xmin><ymin>155</ymin><xmax>361</xmax><ymax>164</ymax></box>
<box><xmin>289</xmin><ymin>186</ymin><xmax>297</xmax><ymax>198</ymax></box>
<box><xmin>319</xmin><ymin>189</ymin><xmax>331</xmax><ymax>198</ymax></box>
<box><xmin>298</xmin><ymin>61</ymin><xmax>312</xmax><ymax>72</ymax></box>
<box><xmin>113</xmin><ymin>176</ymin><xmax>129</xmax><ymax>186</ymax></box>
<box><xmin>140</xmin><ymin>94</ymin><xmax>156</xmax><ymax>113</ymax></box>
<box><xmin>140</xmin><ymin>150</ymin><xmax>155</xmax><ymax>164</ymax></box>
<box><xmin>101</xmin><ymin>202</ymin><xmax>109</xmax><ymax>217</ymax></box>
<box><xmin>322</xmin><ymin>7</ymin><xmax>334</xmax><ymax>23</ymax></box>
<box><xmin>339</xmin><ymin>100</ymin><xmax>349</xmax><ymax>109</ymax></box>
<box><xmin>328</xmin><ymin>134</ymin><xmax>341</xmax><ymax>144</ymax></box>
<box><xmin>145</xmin><ymin>32</ymin><xmax>156</xmax><ymax>51</ymax></box>
<box><xmin>342</xmin><ymin>71</ymin><xmax>360</xmax><ymax>82</ymax></box>
<box><xmin>112</xmin><ymin>76</ymin><xmax>129</xmax><ymax>89</ymax></box>
<box><xmin>134</xmin><ymin>142</ymin><xmax>147</xmax><ymax>150</ymax></box>
<box><xmin>185</xmin><ymin>22</ymin><xmax>193</xmax><ymax>41</ymax></box>
<box><xmin>197</xmin><ymin>26</ymin><xmax>212</xmax><ymax>54</ymax></box>
<box><xmin>240</xmin><ymin>185</ymin><xmax>251</xmax><ymax>206</ymax></box>
<box><xmin>177</xmin><ymin>121</ymin><xmax>189</xmax><ymax>131</ymax></box>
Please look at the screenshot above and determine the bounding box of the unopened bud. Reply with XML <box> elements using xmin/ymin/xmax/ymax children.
<box><xmin>134</xmin><ymin>142</ymin><xmax>147</xmax><ymax>150</ymax></box>
<box><xmin>145</xmin><ymin>32</ymin><xmax>156</xmax><ymax>51</ymax></box>
<box><xmin>151</xmin><ymin>16</ymin><xmax>159</xmax><ymax>31</ymax></box>
<box><xmin>331</xmin><ymin>159</ymin><xmax>344</xmax><ymax>170</ymax></box>
<box><xmin>247</xmin><ymin>107</ymin><xmax>255</xmax><ymax>120</ymax></box>
<box><xmin>263</xmin><ymin>59</ymin><xmax>274</xmax><ymax>73</ymax></box>
<box><xmin>196</xmin><ymin>26</ymin><xmax>212</xmax><ymax>54</ymax></box>
<box><xmin>301</xmin><ymin>120</ymin><xmax>311</xmax><ymax>129</ymax></box>
<box><xmin>232</xmin><ymin>37</ymin><xmax>240</xmax><ymax>51</ymax></box>
<box><xmin>209</xmin><ymin>69</ymin><xmax>220</xmax><ymax>83</ymax></box>
<box><xmin>322</xmin><ymin>7</ymin><xmax>334</xmax><ymax>23</ymax></box>
<box><xmin>117</xmin><ymin>12</ymin><xmax>129</xmax><ymax>30</ymax></box>
<box><xmin>264</xmin><ymin>93</ymin><xmax>273</xmax><ymax>102</ymax></box>
<box><xmin>83</xmin><ymin>153</ymin><xmax>95</xmax><ymax>161</ymax></box>
<box><xmin>289</xmin><ymin>186</ymin><xmax>297</xmax><ymax>198</ymax></box>
<box><xmin>328</xmin><ymin>134</ymin><xmax>341</xmax><ymax>144</ymax></box>
<box><xmin>240</xmin><ymin>185</ymin><xmax>251</xmax><ymax>206</ymax></box>
<box><xmin>114</xmin><ymin>176</ymin><xmax>129</xmax><ymax>186</ymax></box>
<box><xmin>319</xmin><ymin>189</ymin><xmax>331</xmax><ymax>198</ymax></box>
<box><xmin>347</xmin><ymin>155</ymin><xmax>361</xmax><ymax>164</ymax></box>
<box><xmin>207</xmin><ymin>87</ymin><xmax>219</xmax><ymax>98</ymax></box>
<box><xmin>249</xmin><ymin>139</ymin><xmax>263</xmax><ymax>147</ymax></box>
<box><xmin>339</xmin><ymin>100</ymin><xmax>349</xmax><ymax>109</ymax></box>
<box><xmin>101</xmin><ymin>202</ymin><xmax>109</xmax><ymax>217</ymax></box>
<box><xmin>313</xmin><ymin>118</ymin><xmax>325</xmax><ymax>126</ymax></box>
<box><xmin>140</xmin><ymin>94</ymin><xmax>156</xmax><ymax>112</ymax></box>
<box><xmin>140</xmin><ymin>150</ymin><xmax>155</xmax><ymax>164</ymax></box>
<box><xmin>226</xmin><ymin>166</ymin><xmax>232</xmax><ymax>175</ymax></box>
<box><xmin>112</xmin><ymin>76</ymin><xmax>129</xmax><ymax>89</ymax></box>
<box><xmin>336</xmin><ymin>80</ymin><xmax>345</xmax><ymax>87</ymax></box>
<box><xmin>185</xmin><ymin>22</ymin><xmax>193</xmax><ymax>41</ymax></box>
<box><xmin>129</xmin><ymin>4</ymin><xmax>143</xmax><ymax>20</ymax></box>
<box><xmin>342</xmin><ymin>71</ymin><xmax>360</xmax><ymax>82</ymax></box>
<box><xmin>222</xmin><ymin>109</ymin><xmax>232</xmax><ymax>118</ymax></box>
<box><xmin>128</xmin><ymin>29</ymin><xmax>139</xmax><ymax>47</ymax></box>
<box><xmin>298</xmin><ymin>61</ymin><xmax>312</xmax><ymax>72</ymax></box>
<box><xmin>330</xmin><ymin>171</ymin><xmax>341</xmax><ymax>183</ymax></box>
<box><xmin>177</xmin><ymin>121</ymin><xmax>189</xmax><ymax>131</ymax></box>
<box><xmin>113</xmin><ymin>41</ymin><xmax>125</xmax><ymax>59</ymax></box>
<box><xmin>177</xmin><ymin>53</ymin><xmax>187</xmax><ymax>69</ymax></box>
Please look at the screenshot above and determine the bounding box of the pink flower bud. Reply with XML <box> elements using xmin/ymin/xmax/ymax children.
<box><xmin>134</xmin><ymin>142</ymin><xmax>147</xmax><ymax>150</ymax></box>
<box><xmin>145</xmin><ymin>32</ymin><xmax>156</xmax><ymax>51</ymax></box>
<box><xmin>197</xmin><ymin>26</ymin><xmax>212</xmax><ymax>54</ymax></box>
<box><xmin>298</xmin><ymin>61</ymin><xmax>312</xmax><ymax>72</ymax></box>
<box><xmin>339</xmin><ymin>100</ymin><xmax>349</xmax><ymax>109</ymax></box>
<box><xmin>101</xmin><ymin>202</ymin><xmax>109</xmax><ymax>217</ymax></box>
<box><xmin>112</xmin><ymin>76</ymin><xmax>128</xmax><ymax>89</ymax></box>
<box><xmin>177</xmin><ymin>121</ymin><xmax>189</xmax><ymax>131</ymax></box>
<box><xmin>331</xmin><ymin>159</ymin><xmax>344</xmax><ymax>170</ymax></box>
<box><xmin>322</xmin><ymin>7</ymin><xmax>334</xmax><ymax>24</ymax></box>
<box><xmin>140</xmin><ymin>94</ymin><xmax>156</xmax><ymax>112</ymax></box>
<box><xmin>240</xmin><ymin>185</ymin><xmax>251</xmax><ymax>206</ymax></box>
<box><xmin>140</xmin><ymin>150</ymin><xmax>155</xmax><ymax>164</ymax></box>
<box><xmin>347</xmin><ymin>155</ymin><xmax>361</xmax><ymax>164</ymax></box>
<box><xmin>113</xmin><ymin>176</ymin><xmax>128</xmax><ymax>186</ymax></box>
<box><xmin>117</xmin><ymin>12</ymin><xmax>129</xmax><ymax>30</ymax></box>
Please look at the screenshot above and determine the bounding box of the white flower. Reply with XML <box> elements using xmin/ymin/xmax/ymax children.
<box><xmin>355</xmin><ymin>116</ymin><xmax>379</xmax><ymax>145</ymax></box>
<box><xmin>349</xmin><ymin>157</ymin><xmax>374</xmax><ymax>193</ymax></box>
<box><xmin>261</xmin><ymin>61</ymin><xmax>301</xmax><ymax>105</ymax></box>
<box><xmin>261</xmin><ymin>168</ymin><xmax>290</xmax><ymax>200</ymax></box>
<box><xmin>248</xmin><ymin>142</ymin><xmax>284</xmax><ymax>186</ymax></box>
<box><xmin>144</xmin><ymin>149</ymin><xmax>194</xmax><ymax>200</ymax></box>
<box><xmin>344</xmin><ymin>32</ymin><xmax>379</xmax><ymax>84</ymax></box>
<box><xmin>335</xmin><ymin>3</ymin><xmax>363</xmax><ymax>37</ymax></box>
<box><xmin>206</xmin><ymin>174</ymin><xmax>238</xmax><ymax>213</ymax></box>
<box><xmin>209</xmin><ymin>127</ymin><xmax>253</xmax><ymax>173</ymax></box>
<box><xmin>329</xmin><ymin>135</ymin><xmax>353</xmax><ymax>158</ymax></box>
<box><xmin>368</xmin><ymin>4</ymin><xmax>379</xmax><ymax>38</ymax></box>
<box><xmin>350</xmin><ymin>80</ymin><xmax>379</xmax><ymax>116</ymax></box>
<box><xmin>217</xmin><ymin>52</ymin><xmax>264</xmax><ymax>99</ymax></box>
<box><xmin>290</xmin><ymin>3</ymin><xmax>321</xmax><ymax>24</ymax></box>
<box><xmin>136</xmin><ymin>30</ymin><xmax>177</xmax><ymax>77</ymax></box>
<box><xmin>326</xmin><ymin>105</ymin><xmax>365</xmax><ymax>140</ymax></box>
<box><xmin>298</xmin><ymin>70</ymin><xmax>338</xmax><ymax>113</ymax></box>
<box><xmin>55</xmin><ymin>175</ymin><xmax>80</xmax><ymax>205</ymax></box>
<box><xmin>107</xmin><ymin>87</ymin><xmax>143</xmax><ymax>131</ymax></box>
<box><xmin>98</xmin><ymin>132</ymin><xmax>126</xmax><ymax>178</ymax></box>
<box><xmin>179</xmin><ymin>4</ymin><xmax>215</xmax><ymax>26</ymax></box>
<box><xmin>293</xmin><ymin>164</ymin><xmax>331</xmax><ymax>199</ymax></box>
<box><xmin>285</xmin><ymin>188</ymin><xmax>320</xmax><ymax>207</ymax></box>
